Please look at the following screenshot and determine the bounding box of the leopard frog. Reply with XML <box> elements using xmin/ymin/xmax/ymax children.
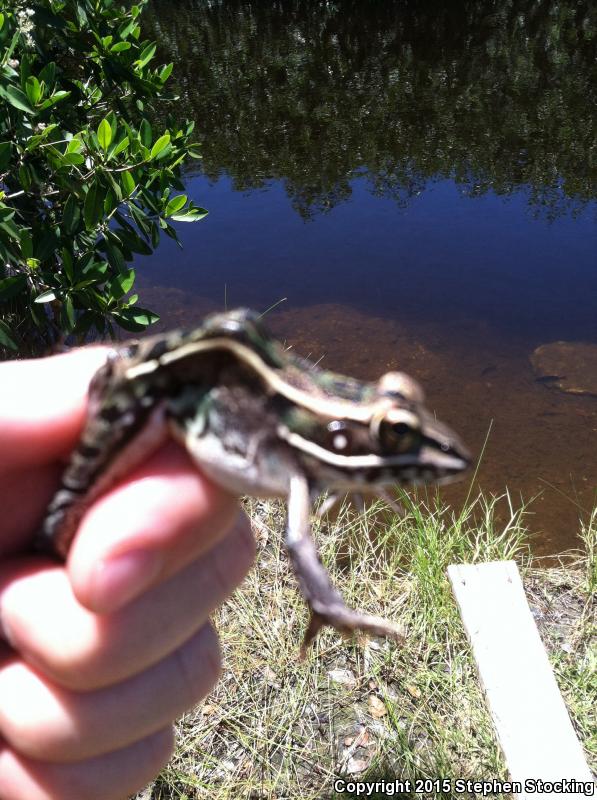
<box><xmin>37</xmin><ymin>309</ymin><xmax>470</xmax><ymax>652</ymax></box>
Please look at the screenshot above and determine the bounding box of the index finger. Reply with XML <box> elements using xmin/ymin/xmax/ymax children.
<box><xmin>0</xmin><ymin>348</ymin><xmax>109</xmax><ymax>469</ymax></box>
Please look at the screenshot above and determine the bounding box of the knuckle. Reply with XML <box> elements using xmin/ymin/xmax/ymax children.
<box><xmin>174</xmin><ymin>624</ymin><xmax>221</xmax><ymax>707</ymax></box>
<box><xmin>211</xmin><ymin>514</ymin><xmax>255</xmax><ymax>595</ymax></box>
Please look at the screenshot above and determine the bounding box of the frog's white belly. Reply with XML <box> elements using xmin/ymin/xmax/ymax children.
<box><xmin>173</xmin><ymin>425</ymin><xmax>293</xmax><ymax>498</ymax></box>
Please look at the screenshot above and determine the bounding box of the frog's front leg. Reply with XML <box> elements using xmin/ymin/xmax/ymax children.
<box><xmin>285</xmin><ymin>473</ymin><xmax>405</xmax><ymax>656</ymax></box>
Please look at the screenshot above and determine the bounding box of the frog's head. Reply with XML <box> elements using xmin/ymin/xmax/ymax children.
<box><xmin>283</xmin><ymin>370</ymin><xmax>471</xmax><ymax>490</ymax></box>
<box><xmin>367</xmin><ymin>370</ymin><xmax>472</xmax><ymax>485</ymax></box>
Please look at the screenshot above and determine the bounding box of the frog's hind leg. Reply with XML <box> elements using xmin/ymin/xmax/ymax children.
<box><xmin>285</xmin><ymin>474</ymin><xmax>405</xmax><ymax>657</ymax></box>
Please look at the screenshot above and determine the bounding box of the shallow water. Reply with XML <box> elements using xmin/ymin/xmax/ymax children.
<box><xmin>138</xmin><ymin>1</ymin><xmax>597</xmax><ymax>554</ymax></box>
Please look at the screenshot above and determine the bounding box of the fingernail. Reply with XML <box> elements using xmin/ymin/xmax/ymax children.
<box><xmin>89</xmin><ymin>548</ymin><xmax>163</xmax><ymax>612</ymax></box>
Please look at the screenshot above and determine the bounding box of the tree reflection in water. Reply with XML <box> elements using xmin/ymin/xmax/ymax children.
<box><xmin>146</xmin><ymin>0</ymin><xmax>596</xmax><ymax>220</ymax></box>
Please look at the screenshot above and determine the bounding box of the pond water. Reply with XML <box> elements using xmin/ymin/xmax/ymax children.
<box><xmin>140</xmin><ymin>0</ymin><xmax>597</xmax><ymax>555</ymax></box>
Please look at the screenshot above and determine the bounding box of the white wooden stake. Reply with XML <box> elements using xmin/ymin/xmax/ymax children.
<box><xmin>448</xmin><ymin>561</ymin><xmax>594</xmax><ymax>799</ymax></box>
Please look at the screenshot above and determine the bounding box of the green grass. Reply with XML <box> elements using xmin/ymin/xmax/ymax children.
<box><xmin>579</xmin><ymin>507</ymin><xmax>597</xmax><ymax>597</ymax></box>
<box><xmin>134</xmin><ymin>493</ymin><xmax>596</xmax><ymax>800</ymax></box>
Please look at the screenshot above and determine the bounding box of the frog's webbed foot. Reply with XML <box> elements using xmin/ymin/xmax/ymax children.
<box><xmin>285</xmin><ymin>474</ymin><xmax>405</xmax><ymax>657</ymax></box>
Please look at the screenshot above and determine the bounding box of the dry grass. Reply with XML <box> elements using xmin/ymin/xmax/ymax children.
<box><xmin>134</xmin><ymin>493</ymin><xmax>596</xmax><ymax>800</ymax></box>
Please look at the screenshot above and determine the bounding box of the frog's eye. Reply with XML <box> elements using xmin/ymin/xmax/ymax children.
<box><xmin>379</xmin><ymin>420</ymin><xmax>421</xmax><ymax>453</ymax></box>
<box><xmin>326</xmin><ymin>420</ymin><xmax>353</xmax><ymax>453</ymax></box>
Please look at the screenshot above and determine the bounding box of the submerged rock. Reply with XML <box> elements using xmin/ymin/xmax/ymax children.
<box><xmin>530</xmin><ymin>341</ymin><xmax>597</xmax><ymax>397</ymax></box>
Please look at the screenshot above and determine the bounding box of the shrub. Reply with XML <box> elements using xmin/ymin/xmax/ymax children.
<box><xmin>0</xmin><ymin>0</ymin><xmax>206</xmax><ymax>353</ymax></box>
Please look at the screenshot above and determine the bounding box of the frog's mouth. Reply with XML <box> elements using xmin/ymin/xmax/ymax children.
<box><xmin>284</xmin><ymin>429</ymin><xmax>471</xmax><ymax>485</ymax></box>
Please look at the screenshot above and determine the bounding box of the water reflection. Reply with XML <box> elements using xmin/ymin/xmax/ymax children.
<box><xmin>139</xmin><ymin>0</ymin><xmax>597</xmax><ymax>553</ymax></box>
<box><xmin>146</xmin><ymin>0</ymin><xmax>596</xmax><ymax>219</ymax></box>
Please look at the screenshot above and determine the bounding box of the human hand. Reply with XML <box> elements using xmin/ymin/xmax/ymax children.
<box><xmin>0</xmin><ymin>348</ymin><xmax>254</xmax><ymax>800</ymax></box>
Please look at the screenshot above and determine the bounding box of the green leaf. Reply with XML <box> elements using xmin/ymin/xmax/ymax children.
<box><xmin>97</xmin><ymin>118</ymin><xmax>112</xmax><ymax>151</ymax></box>
<box><xmin>18</xmin><ymin>164</ymin><xmax>32</xmax><ymax>192</ymax></box>
<box><xmin>61</xmin><ymin>247</ymin><xmax>74</xmax><ymax>283</ymax></box>
<box><xmin>0</xmin><ymin>84</ymin><xmax>34</xmax><ymax>114</ymax></box>
<box><xmin>104</xmin><ymin>188</ymin><xmax>121</xmax><ymax>216</ymax></box>
<box><xmin>63</xmin><ymin>194</ymin><xmax>81</xmax><ymax>235</ymax></box>
<box><xmin>62</xmin><ymin>294</ymin><xmax>76</xmax><ymax>330</ymax></box>
<box><xmin>0</xmin><ymin>13</ymin><xmax>5</xmax><ymax>32</ymax></box>
<box><xmin>129</xmin><ymin>203</ymin><xmax>151</xmax><ymax>237</ymax></box>
<box><xmin>81</xmin><ymin>260</ymin><xmax>109</xmax><ymax>281</ymax></box>
<box><xmin>3</xmin><ymin>26</ymin><xmax>20</xmax><ymax>65</ymax></box>
<box><xmin>159</xmin><ymin>63</ymin><xmax>173</xmax><ymax>82</ymax></box>
<box><xmin>169</xmin><ymin>153</ymin><xmax>187</xmax><ymax>170</ymax></box>
<box><xmin>85</xmin><ymin>288</ymin><xmax>109</xmax><ymax>313</ymax></box>
<box><xmin>104</xmin><ymin>240</ymin><xmax>126</xmax><ymax>273</ymax></box>
<box><xmin>0</xmin><ymin>320</ymin><xmax>18</xmax><ymax>351</ymax></box>
<box><xmin>75</xmin><ymin>5</ymin><xmax>88</xmax><ymax>27</ymax></box>
<box><xmin>75</xmin><ymin>250</ymin><xmax>93</xmax><ymax>272</ymax></box>
<box><xmin>109</xmin><ymin>268</ymin><xmax>135</xmax><ymax>300</ymax></box>
<box><xmin>112</xmin><ymin>223</ymin><xmax>152</xmax><ymax>255</ymax></box>
<box><xmin>20</xmin><ymin>53</ymin><xmax>33</xmax><ymax>86</ymax></box>
<box><xmin>137</xmin><ymin>186</ymin><xmax>160</xmax><ymax>214</ymax></box>
<box><xmin>150</xmin><ymin>133</ymin><xmax>171</xmax><ymax>160</ymax></box>
<box><xmin>150</xmin><ymin>220</ymin><xmax>160</xmax><ymax>249</ymax></box>
<box><xmin>35</xmin><ymin>228</ymin><xmax>59</xmax><ymax>261</ymax></box>
<box><xmin>72</xmin><ymin>278</ymin><xmax>98</xmax><ymax>290</ymax></box>
<box><xmin>0</xmin><ymin>275</ymin><xmax>27</xmax><ymax>301</ymax></box>
<box><xmin>34</xmin><ymin>289</ymin><xmax>57</xmax><ymax>303</ymax></box>
<box><xmin>171</xmin><ymin>207</ymin><xmax>209</xmax><ymax>222</ymax></box>
<box><xmin>112</xmin><ymin>306</ymin><xmax>159</xmax><ymax>332</ymax></box>
<box><xmin>66</xmin><ymin>137</ymin><xmax>83</xmax><ymax>154</ymax></box>
<box><xmin>26</xmin><ymin>124</ymin><xmax>59</xmax><ymax>151</ymax></box>
<box><xmin>19</xmin><ymin>228</ymin><xmax>33</xmax><ymax>259</ymax></box>
<box><xmin>136</xmin><ymin>43</ymin><xmax>156</xmax><ymax>68</ymax></box>
<box><xmin>84</xmin><ymin>183</ymin><xmax>105</xmax><ymax>230</ymax></box>
<box><xmin>37</xmin><ymin>90</ymin><xmax>70</xmax><ymax>111</ymax></box>
<box><xmin>106</xmin><ymin>173</ymin><xmax>123</xmax><ymax>203</ymax></box>
<box><xmin>162</xmin><ymin>222</ymin><xmax>181</xmax><ymax>244</ymax></box>
<box><xmin>111</xmin><ymin>41</ymin><xmax>131</xmax><ymax>53</ymax></box>
<box><xmin>0</xmin><ymin>142</ymin><xmax>12</xmax><ymax>171</ymax></box>
<box><xmin>119</xmin><ymin>20</ymin><xmax>136</xmax><ymax>39</ymax></box>
<box><xmin>0</xmin><ymin>218</ymin><xmax>21</xmax><ymax>242</ymax></box>
<box><xmin>139</xmin><ymin>118</ymin><xmax>152</xmax><ymax>147</ymax></box>
<box><xmin>38</xmin><ymin>62</ymin><xmax>56</xmax><ymax>86</ymax></box>
<box><xmin>109</xmin><ymin>136</ymin><xmax>130</xmax><ymax>158</ymax></box>
<box><xmin>61</xmin><ymin>152</ymin><xmax>85</xmax><ymax>166</ymax></box>
<box><xmin>25</xmin><ymin>76</ymin><xmax>43</xmax><ymax>106</ymax></box>
<box><xmin>120</xmin><ymin>170</ymin><xmax>136</xmax><ymax>196</ymax></box>
<box><xmin>165</xmin><ymin>194</ymin><xmax>188</xmax><ymax>216</ymax></box>
<box><xmin>106</xmin><ymin>229</ymin><xmax>131</xmax><ymax>259</ymax></box>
